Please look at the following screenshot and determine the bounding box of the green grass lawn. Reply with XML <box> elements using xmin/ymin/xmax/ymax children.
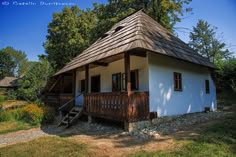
<box><xmin>130</xmin><ymin>113</ymin><xmax>236</xmax><ymax>157</ymax></box>
<box><xmin>0</xmin><ymin>137</ymin><xmax>90</xmax><ymax>157</ymax></box>
<box><xmin>0</xmin><ymin>120</ymin><xmax>36</xmax><ymax>134</ymax></box>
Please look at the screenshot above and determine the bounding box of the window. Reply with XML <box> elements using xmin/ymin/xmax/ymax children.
<box><xmin>112</xmin><ymin>73</ymin><xmax>121</xmax><ymax>92</ymax></box>
<box><xmin>80</xmin><ymin>79</ymin><xmax>85</xmax><ymax>93</ymax></box>
<box><xmin>91</xmin><ymin>75</ymin><xmax>101</xmax><ymax>92</ymax></box>
<box><xmin>122</xmin><ymin>73</ymin><xmax>126</xmax><ymax>90</ymax></box>
<box><xmin>131</xmin><ymin>70</ymin><xmax>139</xmax><ymax>90</ymax></box>
<box><xmin>121</xmin><ymin>70</ymin><xmax>139</xmax><ymax>91</ymax></box>
<box><xmin>174</xmin><ymin>72</ymin><xmax>182</xmax><ymax>91</ymax></box>
<box><xmin>205</xmin><ymin>80</ymin><xmax>210</xmax><ymax>94</ymax></box>
<box><xmin>115</xmin><ymin>26</ymin><xmax>124</xmax><ymax>32</ymax></box>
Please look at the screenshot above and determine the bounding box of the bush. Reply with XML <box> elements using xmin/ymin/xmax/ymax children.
<box><xmin>0</xmin><ymin>107</ymin><xmax>24</xmax><ymax>122</ymax></box>
<box><xmin>11</xmin><ymin>108</ymin><xmax>23</xmax><ymax>120</ymax></box>
<box><xmin>21</xmin><ymin>104</ymin><xmax>43</xmax><ymax>125</ymax></box>
<box><xmin>0</xmin><ymin>110</ymin><xmax>13</xmax><ymax>122</ymax></box>
<box><xmin>0</xmin><ymin>103</ymin><xmax>2</xmax><ymax>111</ymax></box>
<box><xmin>7</xmin><ymin>90</ymin><xmax>17</xmax><ymax>100</ymax></box>
<box><xmin>0</xmin><ymin>95</ymin><xmax>6</xmax><ymax>102</ymax></box>
<box><xmin>42</xmin><ymin>106</ymin><xmax>56</xmax><ymax>124</ymax></box>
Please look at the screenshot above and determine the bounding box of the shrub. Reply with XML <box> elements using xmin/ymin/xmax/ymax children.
<box><xmin>11</xmin><ymin>108</ymin><xmax>23</xmax><ymax>120</ymax></box>
<box><xmin>0</xmin><ymin>95</ymin><xmax>6</xmax><ymax>102</ymax></box>
<box><xmin>42</xmin><ymin>106</ymin><xmax>56</xmax><ymax>124</ymax></box>
<box><xmin>7</xmin><ymin>90</ymin><xmax>17</xmax><ymax>100</ymax></box>
<box><xmin>0</xmin><ymin>110</ymin><xmax>13</xmax><ymax>122</ymax></box>
<box><xmin>0</xmin><ymin>103</ymin><xmax>2</xmax><ymax>111</ymax></box>
<box><xmin>21</xmin><ymin>104</ymin><xmax>43</xmax><ymax>125</ymax></box>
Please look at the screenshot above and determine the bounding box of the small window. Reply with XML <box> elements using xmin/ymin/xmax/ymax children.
<box><xmin>131</xmin><ymin>70</ymin><xmax>139</xmax><ymax>90</ymax></box>
<box><xmin>80</xmin><ymin>80</ymin><xmax>85</xmax><ymax>93</ymax></box>
<box><xmin>174</xmin><ymin>72</ymin><xmax>182</xmax><ymax>91</ymax></box>
<box><xmin>115</xmin><ymin>26</ymin><xmax>124</xmax><ymax>32</ymax></box>
<box><xmin>112</xmin><ymin>73</ymin><xmax>121</xmax><ymax>92</ymax></box>
<box><xmin>205</xmin><ymin>80</ymin><xmax>210</xmax><ymax>94</ymax></box>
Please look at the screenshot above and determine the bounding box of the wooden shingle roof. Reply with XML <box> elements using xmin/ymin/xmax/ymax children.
<box><xmin>55</xmin><ymin>10</ymin><xmax>214</xmax><ymax>75</ymax></box>
<box><xmin>0</xmin><ymin>77</ymin><xmax>18</xmax><ymax>88</ymax></box>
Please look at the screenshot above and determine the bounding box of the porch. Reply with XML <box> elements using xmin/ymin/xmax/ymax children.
<box><xmin>84</xmin><ymin>92</ymin><xmax>149</xmax><ymax>122</ymax></box>
<box><xmin>44</xmin><ymin>50</ymin><xmax>156</xmax><ymax>127</ymax></box>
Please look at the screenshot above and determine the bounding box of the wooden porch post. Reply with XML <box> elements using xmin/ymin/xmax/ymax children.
<box><xmin>72</xmin><ymin>70</ymin><xmax>76</xmax><ymax>107</ymax></box>
<box><xmin>124</xmin><ymin>52</ymin><xmax>132</xmax><ymax>131</ymax></box>
<box><xmin>85</xmin><ymin>64</ymin><xmax>89</xmax><ymax>93</ymax></box>
<box><xmin>72</xmin><ymin>70</ymin><xmax>76</xmax><ymax>97</ymax></box>
<box><xmin>85</xmin><ymin>64</ymin><xmax>92</xmax><ymax>123</ymax></box>
<box><xmin>124</xmin><ymin>53</ymin><xmax>131</xmax><ymax>96</ymax></box>
<box><xmin>59</xmin><ymin>75</ymin><xmax>64</xmax><ymax>106</ymax></box>
<box><xmin>60</xmin><ymin>75</ymin><xmax>64</xmax><ymax>94</ymax></box>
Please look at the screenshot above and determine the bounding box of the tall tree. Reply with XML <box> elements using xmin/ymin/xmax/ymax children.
<box><xmin>0</xmin><ymin>47</ymin><xmax>28</xmax><ymax>78</ymax></box>
<box><xmin>215</xmin><ymin>58</ymin><xmax>236</xmax><ymax>95</ymax></box>
<box><xmin>147</xmin><ymin>0</ymin><xmax>192</xmax><ymax>31</ymax></box>
<box><xmin>189</xmin><ymin>19</ymin><xmax>232</xmax><ymax>63</ymax></box>
<box><xmin>17</xmin><ymin>57</ymin><xmax>53</xmax><ymax>101</ymax></box>
<box><xmin>0</xmin><ymin>51</ymin><xmax>15</xmax><ymax>79</ymax></box>
<box><xmin>44</xmin><ymin>6</ymin><xmax>96</xmax><ymax>70</ymax></box>
<box><xmin>91</xmin><ymin>0</ymin><xmax>192</xmax><ymax>40</ymax></box>
<box><xmin>1</xmin><ymin>47</ymin><xmax>28</xmax><ymax>77</ymax></box>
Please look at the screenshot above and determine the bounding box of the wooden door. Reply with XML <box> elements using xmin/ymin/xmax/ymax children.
<box><xmin>91</xmin><ymin>75</ymin><xmax>100</xmax><ymax>92</ymax></box>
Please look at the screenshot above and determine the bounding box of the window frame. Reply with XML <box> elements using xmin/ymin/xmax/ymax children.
<box><xmin>173</xmin><ymin>72</ymin><xmax>182</xmax><ymax>91</ymax></box>
<box><xmin>131</xmin><ymin>69</ymin><xmax>139</xmax><ymax>90</ymax></box>
<box><xmin>112</xmin><ymin>73</ymin><xmax>121</xmax><ymax>92</ymax></box>
<box><xmin>80</xmin><ymin>79</ymin><xmax>85</xmax><ymax>93</ymax></box>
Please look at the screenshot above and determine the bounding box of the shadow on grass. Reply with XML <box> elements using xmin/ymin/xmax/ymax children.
<box><xmin>129</xmin><ymin>112</ymin><xmax>236</xmax><ymax>157</ymax></box>
<box><xmin>40</xmin><ymin>115</ymin><xmax>171</xmax><ymax>148</ymax></box>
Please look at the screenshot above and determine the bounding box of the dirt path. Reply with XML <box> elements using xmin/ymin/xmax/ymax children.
<box><xmin>0</xmin><ymin>128</ymin><xmax>49</xmax><ymax>147</ymax></box>
<box><xmin>0</xmin><ymin>126</ymin><xmax>175</xmax><ymax>156</ymax></box>
<box><xmin>68</xmin><ymin>133</ymin><xmax>176</xmax><ymax>157</ymax></box>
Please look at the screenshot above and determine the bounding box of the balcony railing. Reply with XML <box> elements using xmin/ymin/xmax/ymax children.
<box><xmin>84</xmin><ymin>92</ymin><xmax>149</xmax><ymax>122</ymax></box>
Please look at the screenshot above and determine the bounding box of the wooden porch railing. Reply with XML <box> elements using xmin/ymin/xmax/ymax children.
<box><xmin>42</xmin><ymin>93</ymin><xmax>73</xmax><ymax>109</ymax></box>
<box><xmin>84</xmin><ymin>92</ymin><xmax>149</xmax><ymax>122</ymax></box>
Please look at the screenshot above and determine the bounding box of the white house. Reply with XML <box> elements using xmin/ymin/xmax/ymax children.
<box><xmin>47</xmin><ymin>10</ymin><xmax>216</xmax><ymax>126</ymax></box>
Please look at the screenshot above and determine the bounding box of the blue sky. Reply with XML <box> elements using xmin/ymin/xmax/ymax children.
<box><xmin>0</xmin><ymin>0</ymin><xmax>235</xmax><ymax>61</ymax></box>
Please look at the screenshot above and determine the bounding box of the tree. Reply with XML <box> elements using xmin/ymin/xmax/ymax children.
<box><xmin>91</xmin><ymin>0</ymin><xmax>192</xmax><ymax>41</ymax></box>
<box><xmin>146</xmin><ymin>0</ymin><xmax>192</xmax><ymax>31</ymax></box>
<box><xmin>189</xmin><ymin>19</ymin><xmax>232</xmax><ymax>63</ymax></box>
<box><xmin>0</xmin><ymin>47</ymin><xmax>28</xmax><ymax>78</ymax></box>
<box><xmin>17</xmin><ymin>58</ymin><xmax>53</xmax><ymax>101</ymax></box>
<box><xmin>44</xmin><ymin>6</ymin><xmax>97</xmax><ymax>70</ymax></box>
<box><xmin>215</xmin><ymin>58</ymin><xmax>236</xmax><ymax>95</ymax></box>
<box><xmin>0</xmin><ymin>51</ymin><xmax>15</xmax><ymax>79</ymax></box>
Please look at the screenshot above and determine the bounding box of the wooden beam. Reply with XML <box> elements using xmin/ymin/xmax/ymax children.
<box><xmin>93</xmin><ymin>61</ymin><xmax>108</xmax><ymax>67</ymax></box>
<box><xmin>48</xmin><ymin>75</ymin><xmax>62</xmax><ymax>93</ymax></box>
<box><xmin>130</xmin><ymin>52</ymin><xmax>147</xmax><ymax>57</ymax></box>
<box><xmin>124</xmin><ymin>52</ymin><xmax>131</xmax><ymax>96</ymax></box>
<box><xmin>72</xmin><ymin>69</ymin><xmax>76</xmax><ymax>97</ymax></box>
<box><xmin>85</xmin><ymin>64</ymin><xmax>89</xmax><ymax>93</ymax></box>
<box><xmin>60</xmin><ymin>75</ymin><xmax>64</xmax><ymax>94</ymax></box>
<box><xmin>129</xmin><ymin>48</ymin><xmax>147</xmax><ymax>57</ymax></box>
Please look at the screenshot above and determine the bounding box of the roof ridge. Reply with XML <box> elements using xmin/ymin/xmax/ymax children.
<box><xmin>55</xmin><ymin>9</ymin><xmax>214</xmax><ymax>75</ymax></box>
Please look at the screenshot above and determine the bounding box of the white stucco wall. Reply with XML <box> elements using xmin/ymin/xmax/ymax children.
<box><xmin>148</xmin><ymin>53</ymin><xmax>217</xmax><ymax>117</ymax></box>
<box><xmin>75</xmin><ymin>55</ymin><xmax>149</xmax><ymax>95</ymax></box>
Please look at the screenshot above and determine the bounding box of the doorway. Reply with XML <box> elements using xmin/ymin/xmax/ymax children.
<box><xmin>91</xmin><ymin>75</ymin><xmax>100</xmax><ymax>92</ymax></box>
